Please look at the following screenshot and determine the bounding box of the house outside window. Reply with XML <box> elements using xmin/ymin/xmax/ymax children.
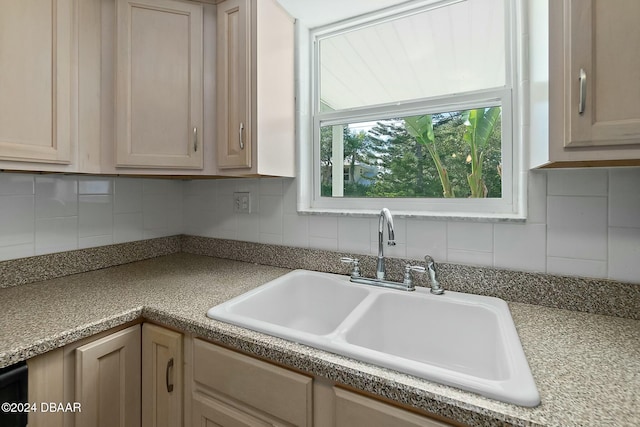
<box><xmin>301</xmin><ymin>0</ymin><xmax>526</xmax><ymax>219</ymax></box>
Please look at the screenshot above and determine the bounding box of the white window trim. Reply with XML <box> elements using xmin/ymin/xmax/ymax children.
<box><xmin>296</xmin><ymin>0</ymin><xmax>528</xmax><ymax>221</ymax></box>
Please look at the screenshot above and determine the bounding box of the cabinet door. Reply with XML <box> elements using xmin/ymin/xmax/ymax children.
<box><xmin>142</xmin><ymin>324</ymin><xmax>183</xmax><ymax>427</ymax></box>
<box><xmin>116</xmin><ymin>0</ymin><xmax>203</xmax><ymax>169</ymax></box>
<box><xmin>216</xmin><ymin>0</ymin><xmax>252</xmax><ymax>169</ymax></box>
<box><xmin>333</xmin><ymin>388</ymin><xmax>454</xmax><ymax>427</ymax></box>
<box><xmin>75</xmin><ymin>324</ymin><xmax>141</xmax><ymax>427</ymax></box>
<box><xmin>564</xmin><ymin>0</ymin><xmax>640</xmax><ymax>148</ymax></box>
<box><xmin>0</xmin><ymin>0</ymin><xmax>73</xmax><ymax>164</ymax></box>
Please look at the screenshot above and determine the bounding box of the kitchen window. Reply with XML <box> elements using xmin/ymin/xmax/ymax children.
<box><xmin>300</xmin><ymin>0</ymin><xmax>525</xmax><ymax>218</ymax></box>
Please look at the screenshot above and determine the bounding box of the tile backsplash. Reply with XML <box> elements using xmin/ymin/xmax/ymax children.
<box><xmin>0</xmin><ymin>174</ymin><xmax>183</xmax><ymax>261</ymax></box>
<box><xmin>1</xmin><ymin>168</ymin><xmax>639</xmax><ymax>284</ymax></box>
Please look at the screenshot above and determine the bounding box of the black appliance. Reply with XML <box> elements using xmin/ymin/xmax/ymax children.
<box><xmin>0</xmin><ymin>361</ymin><xmax>28</xmax><ymax>427</ymax></box>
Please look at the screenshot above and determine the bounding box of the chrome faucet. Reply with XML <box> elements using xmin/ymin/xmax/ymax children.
<box><xmin>425</xmin><ymin>255</ymin><xmax>444</xmax><ymax>294</ymax></box>
<box><xmin>376</xmin><ymin>208</ymin><xmax>396</xmax><ymax>279</ymax></box>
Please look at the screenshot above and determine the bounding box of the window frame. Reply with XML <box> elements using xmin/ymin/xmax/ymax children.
<box><xmin>298</xmin><ymin>0</ymin><xmax>527</xmax><ymax>220</ymax></box>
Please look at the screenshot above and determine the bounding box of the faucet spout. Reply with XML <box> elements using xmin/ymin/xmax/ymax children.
<box><xmin>377</xmin><ymin>208</ymin><xmax>396</xmax><ymax>279</ymax></box>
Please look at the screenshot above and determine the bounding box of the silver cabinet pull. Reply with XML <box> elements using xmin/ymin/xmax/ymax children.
<box><xmin>239</xmin><ymin>122</ymin><xmax>245</xmax><ymax>149</ymax></box>
<box><xmin>193</xmin><ymin>127</ymin><xmax>198</xmax><ymax>152</ymax></box>
<box><xmin>166</xmin><ymin>358</ymin><xmax>174</xmax><ymax>393</ymax></box>
<box><xmin>578</xmin><ymin>68</ymin><xmax>587</xmax><ymax>115</ymax></box>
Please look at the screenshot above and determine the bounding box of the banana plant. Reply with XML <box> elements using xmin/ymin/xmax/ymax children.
<box><xmin>462</xmin><ymin>107</ymin><xmax>501</xmax><ymax>198</ymax></box>
<box><xmin>405</xmin><ymin>115</ymin><xmax>455</xmax><ymax>198</ymax></box>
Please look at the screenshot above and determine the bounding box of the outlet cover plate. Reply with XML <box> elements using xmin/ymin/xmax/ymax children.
<box><xmin>233</xmin><ymin>192</ymin><xmax>251</xmax><ymax>213</ymax></box>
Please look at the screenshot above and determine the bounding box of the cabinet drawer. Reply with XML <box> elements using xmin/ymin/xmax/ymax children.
<box><xmin>193</xmin><ymin>339</ymin><xmax>312</xmax><ymax>426</ymax></box>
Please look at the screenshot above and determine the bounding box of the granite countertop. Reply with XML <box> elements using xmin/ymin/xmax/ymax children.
<box><xmin>0</xmin><ymin>253</ymin><xmax>638</xmax><ymax>426</ymax></box>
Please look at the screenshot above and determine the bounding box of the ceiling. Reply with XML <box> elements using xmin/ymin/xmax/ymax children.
<box><xmin>276</xmin><ymin>0</ymin><xmax>410</xmax><ymax>28</ymax></box>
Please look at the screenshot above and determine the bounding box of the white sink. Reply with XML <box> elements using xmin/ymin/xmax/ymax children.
<box><xmin>207</xmin><ymin>269</ymin><xmax>540</xmax><ymax>407</ymax></box>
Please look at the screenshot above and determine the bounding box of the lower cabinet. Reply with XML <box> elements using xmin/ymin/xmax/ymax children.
<box><xmin>190</xmin><ymin>338</ymin><xmax>313</xmax><ymax>426</ymax></box>
<box><xmin>188</xmin><ymin>338</ymin><xmax>457</xmax><ymax>427</ymax></box>
<box><xmin>142</xmin><ymin>323</ymin><xmax>183</xmax><ymax>427</ymax></box>
<box><xmin>27</xmin><ymin>324</ymin><xmax>458</xmax><ymax>427</ymax></box>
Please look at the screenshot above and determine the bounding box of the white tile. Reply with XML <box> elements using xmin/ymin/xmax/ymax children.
<box><xmin>217</xmin><ymin>179</ymin><xmax>237</xmax><ymax>195</ymax></box>
<box><xmin>143</xmin><ymin>194</ymin><xmax>168</xmax><ymax>230</ymax></box>
<box><xmin>447</xmin><ymin>249</ymin><xmax>493</xmax><ymax>267</ymax></box>
<box><xmin>114</xmin><ymin>178</ymin><xmax>143</xmax><ymax>214</ymax></box>
<box><xmin>78</xmin><ymin>177</ymin><xmax>113</xmax><ymax>195</ymax></box>
<box><xmin>309</xmin><ymin>236</ymin><xmax>338</xmax><ymax>251</ymax></box>
<box><xmin>260</xmin><ymin>178</ymin><xmax>284</xmax><ymax>196</ymax></box>
<box><xmin>309</xmin><ymin>216</ymin><xmax>337</xmax><ymax>239</ymax></box>
<box><xmin>547</xmin><ymin>196</ymin><xmax>608</xmax><ymax>260</ymax></box>
<box><xmin>494</xmin><ymin>223</ymin><xmax>546</xmax><ymax>272</ymax></box>
<box><xmin>237</xmin><ymin>214</ymin><xmax>260</xmax><ymax>242</ymax></box>
<box><xmin>167</xmin><ymin>205</ymin><xmax>183</xmax><ymax>235</ymax></box>
<box><xmin>79</xmin><ymin>235</ymin><xmax>113</xmax><ymax>249</ymax></box>
<box><xmin>0</xmin><ymin>195</ymin><xmax>34</xmax><ymax>246</ymax></box>
<box><xmin>609</xmin><ymin>168</ymin><xmax>640</xmax><ymax>228</ymax></box>
<box><xmin>35</xmin><ymin>217</ymin><xmax>78</xmax><ymax>255</ymax></box>
<box><xmin>260</xmin><ymin>232</ymin><xmax>283</xmax><ymax>245</ymax></box>
<box><xmin>547</xmin><ymin>257</ymin><xmax>607</xmax><ymax>279</ymax></box>
<box><xmin>79</xmin><ymin>195</ymin><xmax>113</xmax><ymax>237</ymax></box>
<box><xmin>447</xmin><ymin>222</ymin><xmax>493</xmax><ymax>252</ymax></box>
<box><xmin>113</xmin><ymin>213</ymin><xmax>143</xmax><ymax>243</ymax></box>
<box><xmin>259</xmin><ymin>195</ymin><xmax>283</xmax><ymax>236</ymax></box>
<box><xmin>527</xmin><ymin>170</ymin><xmax>547</xmax><ymax>223</ymax></box>
<box><xmin>0</xmin><ymin>173</ymin><xmax>34</xmax><ymax>195</ymax></box>
<box><xmin>0</xmin><ymin>244</ymin><xmax>34</xmax><ymax>262</ymax></box>
<box><xmin>283</xmin><ymin>178</ymin><xmax>298</xmax><ymax>214</ymax></box>
<box><xmin>183</xmin><ymin>179</ymin><xmax>216</xmax><ymax>198</ymax></box>
<box><xmin>338</xmin><ymin>217</ymin><xmax>370</xmax><ymax>254</ymax></box>
<box><xmin>406</xmin><ymin>219</ymin><xmax>447</xmax><ymax>261</ymax></box>
<box><xmin>214</xmin><ymin>194</ymin><xmax>237</xmax><ymax>237</ymax></box>
<box><xmin>143</xmin><ymin>228</ymin><xmax>172</xmax><ymax>239</ymax></box>
<box><xmin>142</xmin><ymin>179</ymin><xmax>168</xmax><ymax>195</ymax></box>
<box><xmin>608</xmin><ymin>227</ymin><xmax>640</xmax><ymax>283</ymax></box>
<box><xmin>283</xmin><ymin>214</ymin><xmax>309</xmax><ymax>248</ymax></box>
<box><xmin>547</xmin><ymin>169</ymin><xmax>608</xmax><ymax>196</ymax></box>
<box><xmin>35</xmin><ymin>176</ymin><xmax>78</xmax><ymax>218</ymax></box>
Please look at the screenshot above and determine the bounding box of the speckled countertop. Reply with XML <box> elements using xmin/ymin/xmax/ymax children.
<box><xmin>0</xmin><ymin>253</ymin><xmax>638</xmax><ymax>426</ymax></box>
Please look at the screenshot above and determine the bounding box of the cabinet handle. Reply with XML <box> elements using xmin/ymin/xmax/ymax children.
<box><xmin>578</xmin><ymin>68</ymin><xmax>587</xmax><ymax>115</ymax></box>
<box><xmin>239</xmin><ymin>122</ymin><xmax>245</xmax><ymax>149</ymax></box>
<box><xmin>166</xmin><ymin>358</ymin><xmax>174</xmax><ymax>393</ymax></box>
<box><xmin>193</xmin><ymin>127</ymin><xmax>198</xmax><ymax>152</ymax></box>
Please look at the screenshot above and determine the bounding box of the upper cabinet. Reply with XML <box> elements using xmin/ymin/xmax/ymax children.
<box><xmin>114</xmin><ymin>0</ymin><xmax>204</xmax><ymax>170</ymax></box>
<box><xmin>216</xmin><ymin>0</ymin><xmax>295</xmax><ymax>177</ymax></box>
<box><xmin>0</xmin><ymin>0</ymin><xmax>76</xmax><ymax>171</ymax></box>
<box><xmin>546</xmin><ymin>0</ymin><xmax>640</xmax><ymax>166</ymax></box>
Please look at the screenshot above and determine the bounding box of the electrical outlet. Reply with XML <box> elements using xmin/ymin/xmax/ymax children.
<box><xmin>233</xmin><ymin>192</ymin><xmax>251</xmax><ymax>213</ymax></box>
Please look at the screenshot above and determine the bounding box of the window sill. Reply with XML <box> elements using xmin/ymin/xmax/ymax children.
<box><xmin>296</xmin><ymin>207</ymin><xmax>527</xmax><ymax>223</ymax></box>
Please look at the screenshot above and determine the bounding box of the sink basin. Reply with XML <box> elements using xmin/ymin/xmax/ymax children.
<box><xmin>207</xmin><ymin>269</ymin><xmax>540</xmax><ymax>407</ymax></box>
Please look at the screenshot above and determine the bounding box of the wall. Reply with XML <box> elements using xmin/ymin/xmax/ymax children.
<box><xmin>183</xmin><ymin>168</ymin><xmax>640</xmax><ymax>284</ymax></box>
<box><xmin>0</xmin><ymin>173</ymin><xmax>183</xmax><ymax>261</ymax></box>
<box><xmin>1</xmin><ymin>168</ymin><xmax>638</xmax><ymax>284</ymax></box>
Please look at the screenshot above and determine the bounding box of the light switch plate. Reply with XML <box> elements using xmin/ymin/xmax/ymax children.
<box><xmin>233</xmin><ymin>192</ymin><xmax>251</xmax><ymax>213</ymax></box>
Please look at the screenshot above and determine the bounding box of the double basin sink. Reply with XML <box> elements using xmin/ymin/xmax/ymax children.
<box><xmin>207</xmin><ymin>269</ymin><xmax>540</xmax><ymax>407</ymax></box>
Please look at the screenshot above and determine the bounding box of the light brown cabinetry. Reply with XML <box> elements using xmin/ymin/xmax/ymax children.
<box><xmin>114</xmin><ymin>0</ymin><xmax>204</xmax><ymax>169</ymax></box>
<box><xmin>191</xmin><ymin>338</ymin><xmax>313</xmax><ymax>426</ymax></box>
<box><xmin>546</xmin><ymin>0</ymin><xmax>640</xmax><ymax>166</ymax></box>
<box><xmin>75</xmin><ymin>325</ymin><xmax>142</xmax><ymax>427</ymax></box>
<box><xmin>142</xmin><ymin>323</ymin><xmax>183</xmax><ymax>427</ymax></box>
<box><xmin>331</xmin><ymin>387</ymin><xmax>454</xmax><ymax>427</ymax></box>
<box><xmin>216</xmin><ymin>0</ymin><xmax>295</xmax><ymax>176</ymax></box>
<box><xmin>0</xmin><ymin>0</ymin><xmax>74</xmax><ymax>168</ymax></box>
<box><xmin>189</xmin><ymin>338</ymin><xmax>457</xmax><ymax>427</ymax></box>
<box><xmin>26</xmin><ymin>323</ymin><xmax>142</xmax><ymax>427</ymax></box>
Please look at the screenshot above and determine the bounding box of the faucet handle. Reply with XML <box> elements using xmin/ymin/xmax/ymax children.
<box><xmin>402</xmin><ymin>264</ymin><xmax>425</xmax><ymax>291</ymax></box>
<box><xmin>340</xmin><ymin>257</ymin><xmax>361</xmax><ymax>278</ymax></box>
<box><xmin>424</xmin><ymin>255</ymin><xmax>444</xmax><ymax>295</ymax></box>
